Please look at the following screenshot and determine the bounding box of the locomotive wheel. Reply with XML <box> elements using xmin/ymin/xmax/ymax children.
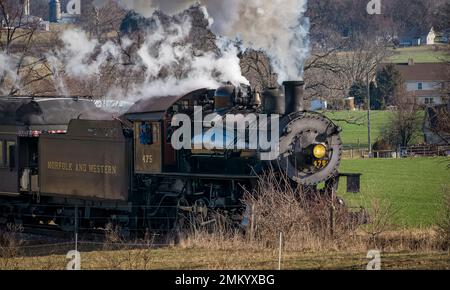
<box><xmin>278</xmin><ymin>113</ymin><xmax>343</xmax><ymax>185</ymax></box>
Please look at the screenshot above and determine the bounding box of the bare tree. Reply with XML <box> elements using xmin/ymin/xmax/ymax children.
<box><xmin>384</xmin><ymin>91</ymin><xmax>423</xmax><ymax>147</ymax></box>
<box><xmin>79</xmin><ymin>0</ymin><xmax>127</xmax><ymax>40</ymax></box>
<box><xmin>239</xmin><ymin>49</ymin><xmax>278</xmax><ymax>91</ymax></box>
<box><xmin>304</xmin><ymin>33</ymin><xmax>392</xmax><ymax>108</ymax></box>
<box><xmin>0</xmin><ymin>0</ymin><xmax>55</xmax><ymax>95</ymax></box>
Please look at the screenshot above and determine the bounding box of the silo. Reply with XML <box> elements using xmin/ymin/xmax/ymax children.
<box><xmin>22</xmin><ymin>0</ymin><xmax>30</xmax><ymax>16</ymax></box>
<box><xmin>49</xmin><ymin>0</ymin><xmax>61</xmax><ymax>23</ymax></box>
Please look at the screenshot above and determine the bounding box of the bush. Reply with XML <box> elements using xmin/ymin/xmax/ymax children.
<box><xmin>382</xmin><ymin>99</ymin><xmax>423</xmax><ymax>147</ymax></box>
<box><xmin>242</xmin><ymin>172</ymin><xmax>358</xmax><ymax>251</ymax></box>
<box><xmin>372</xmin><ymin>138</ymin><xmax>393</xmax><ymax>151</ymax></box>
<box><xmin>0</xmin><ymin>224</ymin><xmax>24</xmax><ymax>269</ymax></box>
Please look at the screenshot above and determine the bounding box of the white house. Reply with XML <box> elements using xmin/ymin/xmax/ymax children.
<box><xmin>380</xmin><ymin>60</ymin><xmax>449</xmax><ymax>106</ymax></box>
<box><xmin>426</xmin><ymin>27</ymin><xmax>450</xmax><ymax>45</ymax></box>
<box><xmin>427</xmin><ymin>27</ymin><xmax>436</xmax><ymax>45</ymax></box>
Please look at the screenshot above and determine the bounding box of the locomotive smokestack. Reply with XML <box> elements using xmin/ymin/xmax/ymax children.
<box><xmin>262</xmin><ymin>87</ymin><xmax>285</xmax><ymax>115</ymax></box>
<box><xmin>49</xmin><ymin>0</ymin><xmax>62</xmax><ymax>23</ymax></box>
<box><xmin>283</xmin><ymin>81</ymin><xmax>305</xmax><ymax>114</ymax></box>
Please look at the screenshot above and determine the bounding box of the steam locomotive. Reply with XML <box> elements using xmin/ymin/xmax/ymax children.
<box><xmin>0</xmin><ymin>81</ymin><xmax>356</xmax><ymax>233</ymax></box>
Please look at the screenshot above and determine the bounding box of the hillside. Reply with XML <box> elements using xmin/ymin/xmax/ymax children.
<box><xmin>386</xmin><ymin>45</ymin><xmax>449</xmax><ymax>63</ymax></box>
<box><xmin>326</xmin><ymin>110</ymin><xmax>425</xmax><ymax>148</ymax></box>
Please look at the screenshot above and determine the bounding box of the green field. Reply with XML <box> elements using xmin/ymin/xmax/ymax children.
<box><xmin>325</xmin><ymin>111</ymin><xmax>393</xmax><ymax>147</ymax></box>
<box><xmin>386</xmin><ymin>46</ymin><xmax>450</xmax><ymax>63</ymax></box>
<box><xmin>339</xmin><ymin>158</ymin><xmax>450</xmax><ymax>228</ymax></box>
<box><xmin>326</xmin><ymin>110</ymin><xmax>425</xmax><ymax>147</ymax></box>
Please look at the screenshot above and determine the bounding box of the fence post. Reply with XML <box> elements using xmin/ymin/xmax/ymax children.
<box><xmin>75</xmin><ymin>205</ymin><xmax>78</xmax><ymax>252</ymax></box>
<box><xmin>250</xmin><ymin>204</ymin><xmax>255</xmax><ymax>243</ymax></box>
<box><xmin>278</xmin><ymin>232</ymin><xmax>283</xmax><ymax>270</ymax></box>
<box><xmin>329</xmin><ymin>186</ymin><xmax>335</xmax><ymax>238</ymax></box>
<box><xmin>357</xmin><ymin>139</ymin><xmax>361</xmax><ymax>158</ymax></box>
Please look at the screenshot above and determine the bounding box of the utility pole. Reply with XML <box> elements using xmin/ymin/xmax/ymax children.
<box><xmin>367</xmin><ymin>72</ymin><xmax>372</xmax><ymax>157</ymax></box>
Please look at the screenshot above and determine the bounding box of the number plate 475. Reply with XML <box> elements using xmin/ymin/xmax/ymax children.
<box><xmin>314</xmin><ymin>160</ymin><xmax>328</xmax><ymax>168</ymax></box>
<box><xmin>143</xmin><ymin>154</ymin><xmax>153</xmax><ymax>164</ymax></box>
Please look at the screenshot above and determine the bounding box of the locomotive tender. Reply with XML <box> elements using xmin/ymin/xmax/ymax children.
<box><xmin>0</xmin><ymin>81</ymin><xmax>357</xmax><ymax>232</ymax></box>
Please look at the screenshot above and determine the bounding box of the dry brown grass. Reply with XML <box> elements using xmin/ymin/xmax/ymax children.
<box><xmin>0</xmin><ymin>224</ymin><xmax>24</xmax><ymax>269</ymax></box>
<box><xmin>241</xmin><ymin>172</ymin><xmax>359</xmax><ymax>252</ymax></box>
<box><xmin>1</xmin><ymin>242</ymin><xmax>448</xmax><ymax>270</ymax></box>
<box><xmin>177</xmin><ymin>172</ymin><xmax>446</xmax><ymax>254</ymax></box>
<box><xmin>177</xmin><ymin>172</ymin><xmax>360</xmax><ymax>252</ymax></box>
<box><xmin>0</xmin><ymin>174</ymin><xmax>448</xmax><ymax>270</ymax></box>
<box><xmin>436</xmin><ymin>188</ymin><xmax>450</xmax><ymax>250</ymax></box>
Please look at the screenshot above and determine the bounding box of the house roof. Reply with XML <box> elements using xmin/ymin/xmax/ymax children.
<box><xmin>379</xmin><ymin>62</ymin><xmax>450</xmax><ymax>81</ymax></box>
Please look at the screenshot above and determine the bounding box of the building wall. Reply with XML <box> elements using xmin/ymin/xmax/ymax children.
<box><xmin>405</xmin><ymin>81</ymin><xmax>445</xmax><ymax>105</ymax></box>
<box><xmin>406</xmin><ymin>81</ymin><xmax>441</xmax><ymax>92</ymax></box>
<box><xmin>417</xmin><ymin>96</ymin><xmax>444</xmax><ymax>105</ymax></box>
<box><xmin>427</xmin><ymin>31</ymin><xmax>435</xmax><ymax>45</ymax></box>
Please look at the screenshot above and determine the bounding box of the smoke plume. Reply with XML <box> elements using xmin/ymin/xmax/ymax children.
<box><xmin>0</xmin><ymin>53</ymin><xmax>20</xmax><ymax>95</ymax></box>
<box><xmin>105</xmin><ymin>0</ymin><xmax>310</xmax><ymax>83</ymax></box>
<box><xmin>48</xmin><ymin>14</ymin><xmax>247</xmax><ymax>103</ymax></box>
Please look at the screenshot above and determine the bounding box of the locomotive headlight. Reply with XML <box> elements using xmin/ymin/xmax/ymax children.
<box><xmin>313</xmin><ymin>144</ymin><xmax>327</xmax><ymax>159</ymax></box>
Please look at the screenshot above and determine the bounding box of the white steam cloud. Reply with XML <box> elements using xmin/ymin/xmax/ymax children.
<box><xmin>105</xmin><ymin>0</ymin><xmax>310</xmax><ymax>83</ymax></box>
<box><xmin>48</xmin><ymin>14</ymin><xmax>247</xmax><ymax>103</ymax></box>
<box><xmin>3</xmin><ymin>0</ymin><xmax>309</xmax><ymax>106</ymax></box>
<box><xmin>0</xmin><ymin>53</ymin><xmax>20</xmax><ymax>94</ymax></box>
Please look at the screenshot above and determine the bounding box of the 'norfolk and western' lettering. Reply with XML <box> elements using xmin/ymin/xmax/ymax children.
<box><xmin>47</xmin><ymin>161</ymin><xmax>118</xmax><ymax>175</ymax></box>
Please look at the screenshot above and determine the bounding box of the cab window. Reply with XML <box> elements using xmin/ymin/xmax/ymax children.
<box><xmin>6</xmin><ymin>141</ymin><xmax>16</xmax><ymax>168</ymax></box>
<box><xmin>0</xmin><ymin>141</ymin><xmax>4</xmax><ymax>166</ymax></box>
<box><xmin>139</xmin><ymin>122</ymin><xmax>153</xmax><ymax>145</ymax></box>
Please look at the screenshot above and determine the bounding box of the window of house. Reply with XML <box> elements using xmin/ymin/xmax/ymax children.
<box><xmin>418</xmin><ymin>83</ymin><xmax>423</xmax><ymax>90</ymax></box>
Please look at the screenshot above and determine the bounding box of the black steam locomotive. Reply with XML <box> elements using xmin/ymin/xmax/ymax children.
<box><xmin>0</xmin><ymin>81</ymin><xmax>356</xmax><ymax>233</ymax></box>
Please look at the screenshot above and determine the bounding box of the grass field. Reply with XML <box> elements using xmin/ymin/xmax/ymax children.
<box><xmin>339</xmin><ymin>158</ymin><xmax>450</xmax><ymax>228</ymax></box>
<box><xmin>1</xmin><ymin>247</ymin><xmax>449</xmax><ymax>270</ymax></box>
<box><xmin>326</xmin><ymin>111</ymin><xmax>393</xmax><ymax>147</ymax></box>
<box><xmin>386</xmin><ymin>45</ymin><xmax>449</xmax><ymax>63</ymax></box>
<box><xmin>326</xmin><ymin>110</ymin><xmax>425</xmax><ymax>147</ymax></box>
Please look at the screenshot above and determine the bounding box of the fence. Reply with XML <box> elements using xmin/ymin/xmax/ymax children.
<box><xmin>0</xmin><ymin>231</ymin><xmax>294</xmax><ymax>270</ymax></box>
<box><xmin>342</xmin><ymin>145</ymin><xmax>450</xmax><ymax>159</ymax></box>
<box><xmin>399</xmin><ymin>145</ymin><xmax>450</xmax><ymax>157</ymax></box>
